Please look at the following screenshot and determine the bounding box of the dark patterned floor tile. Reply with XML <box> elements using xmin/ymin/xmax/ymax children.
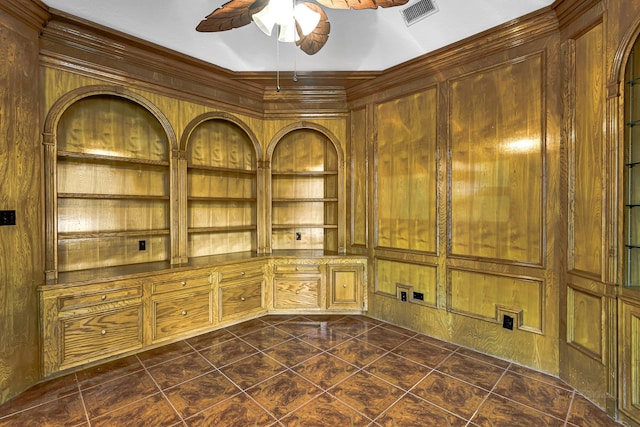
<box><xmin>299</xmin><ymin>328</ymin><xmax>353</xmax><ymax>350</ymax></box>
<box><xmin>329</xmin><ymin>371</ymin><xmax>405</xmax><ymax>420</ymax></box>
<box><xmin>82</xmin><ymin>370</ymin><xmax>159</xmax><ymax>419</ymax></box>
<box><xmin>241</xmin><ymin>325</ymin><xmax>296</xmax><ymax>350</ymax></box>
<box><xmin>436</xmin><ymin>353</ymin><xmax>507</xmax><ymax>390</ymax></box>
<box><xmin>411</xmin><ymin>371</ymin><xmax>489</xmax><ymax>419</ymax></box>
<box><xmin>247</xmin><ymin>370</ymin><xmax>323</xmax><ymax>419</ymax></box>
<box><xmin>164</xmin><ymin>370</ymin><xmax>241</xmax><ymax>419</ymax></box>
<box><xmin>356</xmin><ymin>327</ymin><xmax>411</xmax><ymax>351</ymax></box>
<box><xmin>147</xmin><ymin>351</ymin><xmax>214</xmax><ymax>389</ymax></box>
<box><xmin>0</xmin><ymin>372</ymin><xmax>78</xmax><ymax>417</ymax></box>
<box><xmin>280</xmin><ymin>392</ymin><xmax>372</xmax><ymax>427</ymax></box>
<box><xmin>76</xmin><ymin>355</ymin><xmax>144</xmax><ymax>389</ymax></box>
<box><xmin>136</xmin><ymin>341</ymin><xmax>193</xmax><ymax>368</ymax></box>
<box><xmin>299</xmin><ymin>315</ymin><xmax>346</xmax><ymax>323</ymax></box>
<box><xmin>198</xmin><ymin>337</ymin><xmax>258</xmax><ymax>368</ymax></box>
<box><xmin>329</xmin><ymin>337</ymin><xmax>388</xmax><ymax>368</ymax></box>
<box><xmin>322</xmin><ymin>317</ymin><xmax>379</xmax><ymax>337</ymax></box>
<box><xmin>90</xmin><ymin>392</ymin><xmax>181</xmax><ymax>427</ymax></box>
<box><xmin>0</xmin><ymin>393</ymin><xmax>86</xmax><ymax>427</ymax></box>
<box><xmin>455</xmin><ymin>347</ymin><xmax>511</xmax><ymax>369</ymax></box>
<box><xmin>265</xmin><ymin>338</ymin><xmax>322</xmax><ymax>366</ymax></box>
<box><xmin>472</xmin><ymin>393</ymin><xmax>565</xmax><ymax>427</ymax></box>
<box><xmin>390</xmin><ymin>337</ymin><xmax>454</xmax><ymax>368</ymax></box>
<box><xmin>375</xmin><ymin>393</ymin><xmax>467</xmax><ymax>427</ymax></box>
<box><xmin>412</xmin><ymin>333</ymin><xmax>460</xmax><ymax>351</ymax></box>
<box><xmin>185</xmin><ymin>393</ymin><xmax>277</xmax><ymax>426</ymax></box>
<box><xmin>260</xmin><ymin>315</ymin><xmax>306</xmax><ymax>324</ymax></box>
<box><xmin>378</xmin><ymin>323</ymin><xmax>418</xmax><ymax>337</ymax></box>
<box><xmin>224</xmin><ymin>318</ymin><xmax>270</xmax><ymax>337</ymax></box>
<box><xmin>292</xmin><ymin>352</ymin><xmax>358</xmax><ymax>390</ymax></box>
<box><xmin>364</xmin><ymin>352</ymin><xmax>431</xmax><ymax>391</ymax></box>
<box><xmin>492</xmin><ymin>370</ymin><xmax>573</xmax><ymax>420</ymax></box>
<box><xmin>186</xmin><ymin>328</ymin><xmax>236</xmax><ymax>350</ymax></box>
<box><xmin>567</xmin><ymin>394</ymin><xmax>623</xmax><ymax>427</ymax></box>
<box><xmin>220</xmin><ymin>353</ymin><xmax>286</xmax><ymax>389</ymax></box>
<box><xmin>508</xmin><ymin>363</ymin><xmax>573</xmax><ymax>390</ymax></box>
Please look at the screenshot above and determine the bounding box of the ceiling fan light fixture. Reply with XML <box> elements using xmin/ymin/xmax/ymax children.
<box><xmin>294</xmin><ymin>3</ymin><xmax>320</xmax><ymax>36</ymax></box>
<box><xmin>253</xmin><ymin>0</ymin><xmax>320</xmax><ymax>41</ymax></box>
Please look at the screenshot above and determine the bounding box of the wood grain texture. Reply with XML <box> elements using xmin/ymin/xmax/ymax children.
<box><xmin>0</xmin><ymin>7</ymin><xmax>44</xmax><ymax>403</ymax></box>
<box><xmin>449</xmin><ymin>55</ymin><xmax>544</xmax><ymax>265</ymax></box>
<box><xmin>619</xmin><ymin>298</ymin><xmax>640</xmax><ymax>422</ymax></box>
<box><xmin>349</xmin><ymin>108</ymin><xmax>368</xmax><ymax>247</ymax></box>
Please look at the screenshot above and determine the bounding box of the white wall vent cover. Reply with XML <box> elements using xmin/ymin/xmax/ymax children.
<box><xmin>401</xmin><ymin>0</ymin><xmax>438</xmax><ymax>26</ymax></box>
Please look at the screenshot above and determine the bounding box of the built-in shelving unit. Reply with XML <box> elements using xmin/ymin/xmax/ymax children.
<box><xmin>186</xmin><ymin>119</ymin><xmax>258</xmax><ymax>257</ymax></box>
<box><xmin>270</xmin><ymin>129</ymin><xmax>339</xmax><ymax>251</ymax></box>
<box><xmin>625</xmin><ymin>42</ymin><xmax>640</xmax><ymax>293</ymax></box>
<box><xmin>55</xmin><ymin>94</ymin><xmax>171</xmax><ymax>272</ymax></box>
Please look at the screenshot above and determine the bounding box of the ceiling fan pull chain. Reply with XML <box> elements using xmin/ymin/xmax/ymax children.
<box><xmin>276</xmin><ymin>34</ymin><xmax>281</xmax><ymax>92</ymax></box>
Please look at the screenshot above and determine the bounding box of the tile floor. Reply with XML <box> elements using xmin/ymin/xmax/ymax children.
<box><xmin>0</xmin><ymin>315</ymin><xmax>625</xmax><ymax>426</ymax></box>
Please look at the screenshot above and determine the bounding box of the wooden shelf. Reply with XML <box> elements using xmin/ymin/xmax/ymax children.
<box><xmin>58</xmin><ymin>229</ymin><xmax>170</xmax><ymax>240</ymax></box>
<box><xmin>188</xmin><ymin>197</ymin><xmax>256</xmax><ymax>202</ymax></box>
<box><xmin>58</xmin><ymin>193</ymin><xmax>169</xmax><ymax>200</ymax></box>
<box><xmin>272</xmin><ymin>224</ymin><xmax>338</xmax><ymax>229</ymax></box>
<box><xmin>272</xmin><ymin>171</ymin><xmax>338</xmax><ymax>176</ymax></box>
<box><xmin>272</xmin><ymin>198</ymin><xmax>338</xmax><ymax>203</ymax></box>
<box><xmin>188</xmin><ymin>164</ymin><xmax>256</xmax><ymax>175</ymax></box>
<box><xmin>188</xmin><ymin>225</ymin><xmax>257</xmax><ymax>234</ymax></box>
<box><xmin>58</xmin><ymin>150</ymin><xmax>169</xmax><ymax>167</ymax></box>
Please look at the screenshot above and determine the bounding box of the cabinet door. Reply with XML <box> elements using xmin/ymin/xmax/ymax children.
<box><xmin>620</xmin><ymin>298</ymin><xmax>640</xmax><ymax>424</ymax></box>
<box><xmin>219</xmin><ymin>279</ymin><xmax>264</xmax><ymax>322</ymax></box>
<box><xmin>152</xmin><ymin>288</ymin><xmax>213</xmax><ymax>342</ymax></box>
<box><xmin>327</xmin><ymin>264</ymin><xmax>362</xmax><ymax>310</ymax></box>
<box><xmin>61</xmin><ymin>305</ymin><xmax>143</xmax><ymax>369</ymax></box>
<box><xmin>274</xmin><ymin>277</ymin><xmax>321</xmax><ymax>309</ymax></box>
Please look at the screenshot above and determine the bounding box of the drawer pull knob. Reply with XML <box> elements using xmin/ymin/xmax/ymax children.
<box><xmin>295</xmin><ymin>290</ymin><xmax>300</xmax><ymax>294</ymax></box>
<box><xmin>181</xmin><ymin>281</ymin><xmax>187</xmax><ymax>286</ymax></box>
<box><xmin>101</xmin><ymin>295</ymin><xmax>107</xmax><ymax>300</ymax></box>
<box><xmin>343</xmin><ymin>284</ymin><xmax>348</xmax><ymax>288</ymax></box>
<box><xmin>182</xmin><ymin>310</ymin><xmax>187</xmax><ymax>316</ymax></box>
<box><xmin>101</xmin><ymin>329</ymin><xmax>107</xmax><ymax>335</ymax></box>
<box><xmin>241</xmin><ymin>271</ymin><xmax>245</xmax><ymax>276</ymax></box>
<box><xmin>241</xmin><ymin>297</ymin><xmax>246</xmax><ymax>301</ymax></box>
<box><xmin>296</xmin><ymin>267</ymin><xmax>299</xmax><ymax>271</ymax></box>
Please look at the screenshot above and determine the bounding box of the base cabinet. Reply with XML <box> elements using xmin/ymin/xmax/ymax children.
<box><xmin>619</xmin><ymin>298</ymin><xmax>640</xmax><ymax>425</ymax></box>
<box><xmin>39</xmin><ymin>254</ymin><xmax>366</xmax><ymax>377</ymax></box>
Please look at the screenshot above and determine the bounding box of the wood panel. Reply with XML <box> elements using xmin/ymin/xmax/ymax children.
<box><xmin>567</xmin><ymin>286</ymin><xmax>603</xmax><ymax>360</ymax></box>
<box><xmin>619</xmin><ymin>298</ymin><xmax>640</xmax><ymax>423</ymax></box>
<box><xmin>350</xmin><ymin>107</ymin><xmax>367</xmax><ymax>247</ymax></box>
<box><xmin>449</xmin><ymin>55</ymin><xmax>544</xmax><ymax>265</ymax></box>
<box><xmin>375</xmin><ymin>258</ymin><xmax>437</xmax><ymax>307</ymax></box>
<box><xmin>375</xmin><ymin>88</ymin><xmax>438</xmax><ymax>253</ymax></box>
<box><xmin>0</xmin><ymin>6</ymin><xmax>44</xmax><ymax>403</ymax></box>
<box><xmin>569</xmin><ymin>24</ymin><xmax>604</xmax><ymax>276</ymax></box>
<box><xmin>448</xmin><ymin>269</ymin><xmax>543</xmax><ymax>333</ymax></box>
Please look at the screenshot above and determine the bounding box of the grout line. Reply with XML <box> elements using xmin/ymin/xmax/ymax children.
<box><xmin>135</xmin><ymin>354</ymin><xmax>185</xmax><ymax>425</ymax></box>
<box><xmin>75</xmin><ymin>372</ymin><xmax>92</xmax><ymax>427</ymax></box>
<box><xmin>564</xmin><ymin>390</ymin><xmax>576</xmax><ymax>426</ymax></box>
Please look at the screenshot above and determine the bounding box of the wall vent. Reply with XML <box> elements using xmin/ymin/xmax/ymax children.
<box><xmin>401</xmin><ymin>0</ymin><xmax>438</xmax><ymax>26</ymax></box>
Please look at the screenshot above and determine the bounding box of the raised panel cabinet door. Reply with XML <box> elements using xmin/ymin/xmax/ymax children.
<box><xmin>620</xmin><ymin>298</ymin><xmax>640</xmax><ymax>424</ymax></box>
<box><xmin>327</xmin><ymin>264</ymin><xmax>362</xmax><ymax>309</ymax></box>
<box><xmin>152</xmin><ymin>288</ymin><xmax>213</xmax><ymax>342</ymax></box>
<box><xmin>274</xmin><ymin>277</ymin><xmax>321</xmax><ymax>309</ymax></box>
<box><xmin>219</xmin><ymin>279</ymin><xmax>264</xmax><ymax>321</ymax></box>
<box><xmin>61</xmin><ymin>305</ymin><xmax>143</xmax><ymax>369</ymax></box>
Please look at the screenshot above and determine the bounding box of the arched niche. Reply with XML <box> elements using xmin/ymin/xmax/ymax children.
<box><xmin>266</xmin><ymin>122</ymin><xmax>345</xmax><ymax>254</ymax></box>
<box><xmin>43</xmin><ymin>86</ymin><xmax>177</xmax><ymax>280</ymax></box>
<box><xmin>181</xmin><ymin>112</ymin><xmax>262</xmax><ymax>257</ymax></box>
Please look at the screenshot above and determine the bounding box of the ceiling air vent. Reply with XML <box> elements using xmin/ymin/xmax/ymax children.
<box><xmin>401</xmin><ymin>0</ymin><xmax>438</xmax><ymax>26</ymax></box>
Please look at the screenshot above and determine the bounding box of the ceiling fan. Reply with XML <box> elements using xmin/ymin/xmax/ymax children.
<box><xmin>196</xmin><ymin>0</ymin><xmax>410</xmax><ymax>55</ymax></box>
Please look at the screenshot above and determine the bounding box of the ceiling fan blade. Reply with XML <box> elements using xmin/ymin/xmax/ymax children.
<box><xmin>295</xmin><ymin>3</ymin><xmax>330</xmax><ymax>55</ymax></box>
<box><xmin>196</xmin><ymin>0</ymin><xmax>269</xmax><ymax>32</ymax></box>
<box><xmin>316</xmin><ymin>0</ymin><xmax>409</xmax><ymax>10</ymax></box>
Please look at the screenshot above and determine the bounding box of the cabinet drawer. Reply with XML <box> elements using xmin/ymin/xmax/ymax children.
<box><xmin>151</xmin><ymin>273</ymin><xmax>212</xmax><ymax>294</ymax></box>
<box><xmin>152</xmin><ymin>289</ymin><xmax>212</xmax><ymax>341</ymax></box>
<box><xmin>61</xmin><ymin>305</ymin><xmax>142</xmax><ymax>368</ymax></box>
<box><xmin>219</xmin><ymin>280</ymin><xmax>264</xmax><ymax>321</ymax></box>
<box><xmin>58</xmin><ymin>286</ymin><xmax>142</xmax><ymax>312</ymax></box>
<box><xmin>218</xmin><ymin>264</ymin><xmax>263</xmax><ymax>284</ymax></box>
<box><xmin>274</xmin><ymin>264</ymin><xmax>321</xmax><ymax>274</ymax></box>
<box><xmin>274</xmin><ymin>277</ymin><xmax>321</xmax><ymax>309</ymax></box>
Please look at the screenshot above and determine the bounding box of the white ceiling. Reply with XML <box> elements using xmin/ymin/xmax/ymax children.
<box><xmin>42</xmin><ymin>0</ymin><xmax>554</xmax><ymax>72</ymax></box>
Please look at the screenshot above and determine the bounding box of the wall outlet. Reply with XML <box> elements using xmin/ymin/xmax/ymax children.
<box><xmin>400</xmin><ymin>291</ymin><xmax>407</xmax><ymax>302</ymax></box>
<box><xmin>412</xmin><ymin>292</ymin><xmax>424</xmax><ymax>301</ymax></box>
<box><xmin>0</xmin><ymin>210</ymin><xmax>16</xmax><ymax>226</ymax></box>
<box><xmin>295</xmin><ymin>232</ymin><xmax>302</xmax><ymax>241</ymax></box>
<box><xmin>138</xmin><ymin>240</ymin><xmax>146</xmax><ymax>251</ymax></box>
<box><xmin>502</xmin><ymin>314</ymin><xmax>514</xmax><ymax>330</ymax></box>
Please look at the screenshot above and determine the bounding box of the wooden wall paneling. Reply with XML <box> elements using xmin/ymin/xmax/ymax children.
<box><xmin>349</xmin><ymin>108</ymin><xmax>368</xmax><ymax>248</ymax></box>
<box><xmin>449</xmin><ymin>54</ymin><xmax>544</xmax><ymax>265</ymax></box>
<box><xmin>619</xmin><ymin>297</ymin><xmax>640</xmax><ymax>423</ymax></box>
<box><xmin>0</xmin><ymin>4</ymin><xmax>45</xmax><ymax>402</ymax></box>
<box><xmin>375</xmin><ymin>258</ymin><xmax>438</xmax><ymax>307</ymax></box>
<box><xmin>374</xmin><ymin>88</ymin><xmax>438</xmax><ymax>253</ymax></box>
<box><xmin>568</xmin><ymin>23</ymin><xmax>605</xmax><ymax>277</ymax></box>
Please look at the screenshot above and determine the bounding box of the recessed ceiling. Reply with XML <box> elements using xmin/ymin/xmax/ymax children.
<box><xmin>42</xmin><ymin>0</ymin><xmax>554</xmax><ymax>72</ymax></box>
